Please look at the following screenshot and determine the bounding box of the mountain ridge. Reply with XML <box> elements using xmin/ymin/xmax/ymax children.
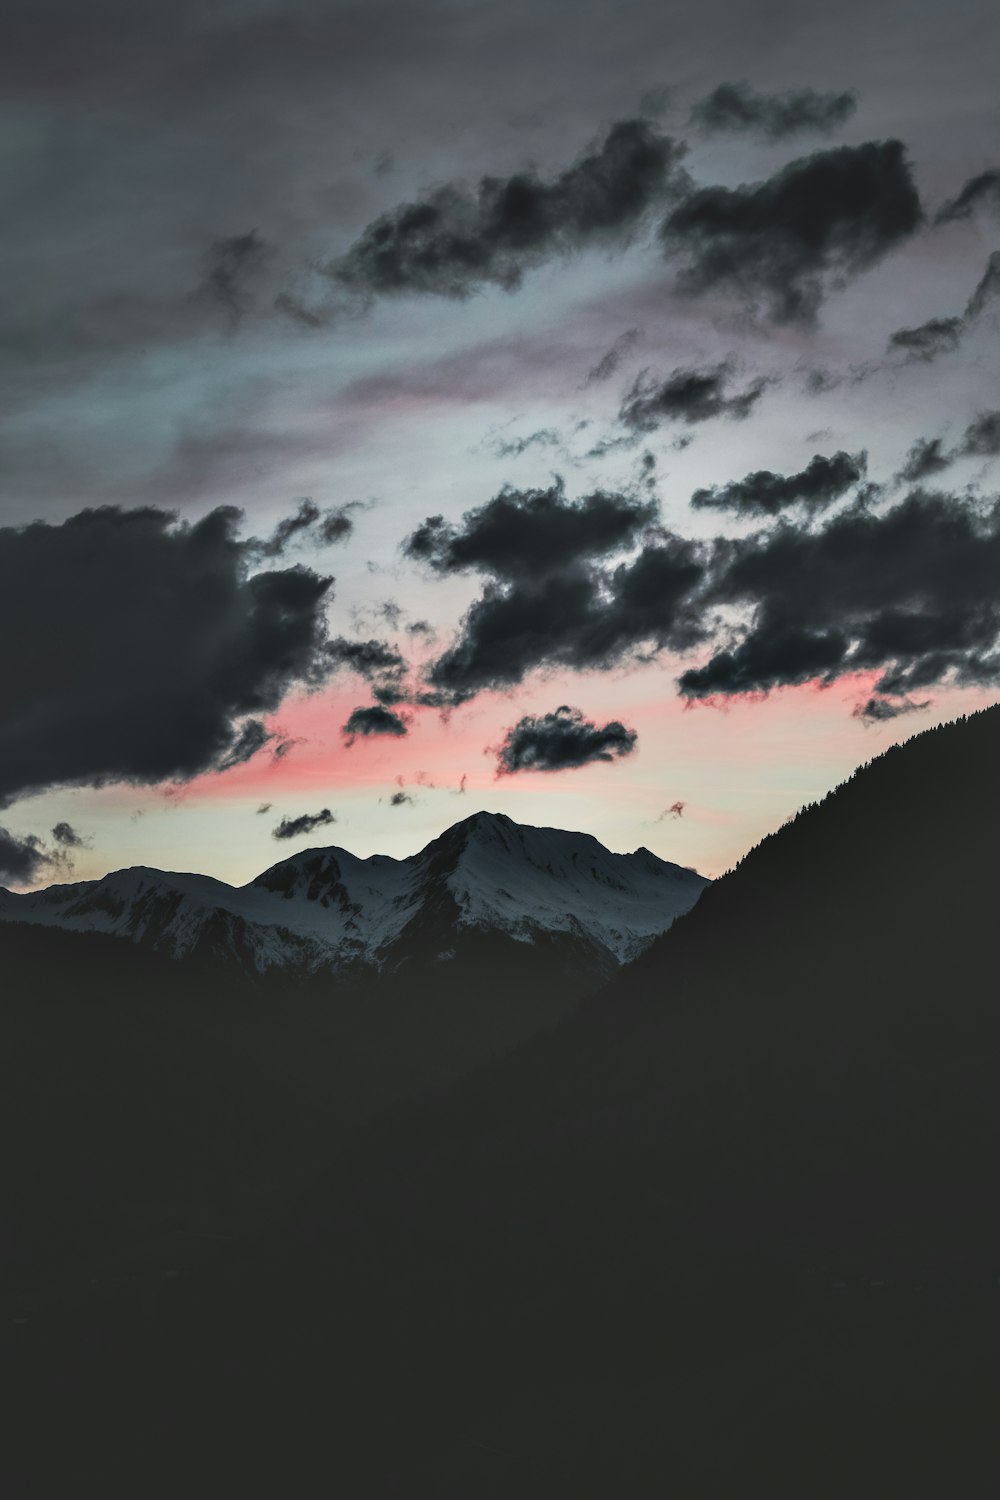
<box><xmin>0</xmin><ymin>809</ymin><xmax>708</xmax><ymax>975</ymax></box>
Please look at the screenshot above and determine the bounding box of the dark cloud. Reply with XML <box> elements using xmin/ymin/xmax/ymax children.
<box><xmin>404</xmin><ymin>480</ymin><xmax>657</xmax><ymax>581</ymax></box>
<box><xmin>897</xmin><ymin>437</ymin><xmax>952</xmax><ymax>484</ymax></box>
<box><xmin>417</xmin><ymin>476</ymin><xmax>1000</xmax><ymax>715</ymax></box>
<box><xmin>0</xmin><ymin>506</ymin><xmax>334</xmax><ymax>806</ymax></box>
<box><xmin>270</xmin><ymin>734</ymin><xmax>299</xmax><ymax>761</ymax></box>
<box><xmin>803</xmin><ymin>368</ymin><xmax>841</xmax><ymax>396</ymax></box>
<box><xmin>691</xmin><ymin>450</ymin><xmax>866</xmax><ymax>517</ymax></box>
<box><xmin>389</xmin><ymin>789</ymin><xmax>414</xmax><ymax>806</ymax></box>
<box><xmin>329</xmin><ymin>119</ymin><xmax>687</xmax><ymax>300</ymax></box>
<box><xmin>661</xmin><ymin>140</ymin><xmax>923</xmax><ymax>324</ymax></box>
<box><xmin>250</xmin><ymin>499</ymin><xmax>356</xmax><ymax>559</ymax></box>
<box><xmin>250</xmin><ymin>499</ymin><xmax>318</xmax><ymax>557</ymax></box>
<box><xmin>678</xmin><ymin>492</ymin><xmax>1000</xmax><ymax>702</ymax></box>
<box><xmin>585</xmin><ymin>328</ymin><xmax>641</xmax><ymax>384</ymax></box>
<box><xmin>0</xmin><ymin>828</ymin><xmax>54</xmax><ymax>887</ymax></box>
<box><xmin>887</xmin><ymin>317</ymin><xmax>964</xmax><ymax>364</ymax></box>
<box><xmin>272</xmin><ymin>808</ymin><xmax>336</xmax><ymax>841</ymax></box>
<box><xmin>50</xmin><ymin>821</ymin><xmax>86</xmax><ymax>848</ymax></box>
<box><xmin>424</xmin><ymin>532</ymin><xmax>708</xmax><ymax>703</ymax></box>
<box><xmin>690</xmin><ymin>82</ymin><xmax>857</xmax><ymax>141</ymax></box>
<box><xmin>619</xmin><ymin>363</ymin><xmax>769</xmax><ymax>432</ymax></box>
<box><xmin>489</xmin><ymin>428</ymin><xmax>561</xmax><ymax>458</ymax></box>
<box><xmin>317</xmin><ymin>508</ymin><xmax>356</xmax><ymax>545</ymax></box>
<box><xmin>326</xmin><ymin>637</ymin><xmax>406</xmax><ymax>678</ymax></box>
<box><xmin>216</xmin><ymin>718</ymin><xmax>272</xmax><ymax>770</ymax></box>
<box><xmin>199</xmin><ymin>230</ymin><xmax>269</xmax><ymax>327</ymax></box>
<box><xmin>853</xmin><ymin>695</ymin><xmax>930</xmax><ymax>725</ymax></box>
<box><xmin>325</xmin><ymin>636</ymin><xmax>408</xmax><ymax>706</ymax></box>
<box><xmin>584</xmin><ymin>433</ymin><xmax>644</xmax><ymax>459</ymax></box>
<box><xmin>342</xmin><ymin>704</ymin><xmax>409</xmax><ymax>742</ymax></box>
<box><xmin>885</xmin><ymin>252</ymin><xmax>1000</xmax><ymax>366</ymax></box>
<box><xmin>256</xmin><ymin>803</ymin><xmax>273</xmax><ymax>816</ymax></box>
<box><xmin>495</xmin><ymin>704</ymin><xmax>638</xmax><ymax>774</ymax></box>
<box><xmin>960</xmin><ymin>411</ymin><xmax>1000</xmax><ymax>457</ymax></box>
<box><xmin>965</xmin><ymin>251</ymin><xmax>1000</xmax><ymax>320</ymax></box>
<box><xmin>934</xmin><ymin>169</ymin><xmax>1000</xmax><ymax>226</ymax></box>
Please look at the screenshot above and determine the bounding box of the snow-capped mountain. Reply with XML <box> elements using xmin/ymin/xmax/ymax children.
<box><xmin>0</xmin><ymin>812</ymin><xmax>708</xmax><ymax>977</ymax></box>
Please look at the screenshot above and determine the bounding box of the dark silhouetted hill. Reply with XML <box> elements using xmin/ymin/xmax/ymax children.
<box><xmin>6</xmin><ymin>707</ymin><xmax>1000</xmax><ymax>1498</ymax></box>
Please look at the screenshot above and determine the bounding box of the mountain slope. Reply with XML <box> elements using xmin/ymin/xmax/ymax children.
<box><xmin>10</xmin><ymin>710</ymin><xmax>1000</xmax><ymax>1497</ymax></box>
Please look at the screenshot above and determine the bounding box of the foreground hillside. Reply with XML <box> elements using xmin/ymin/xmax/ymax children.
<box><xmin>6</xmin><ymin>708</ymin><xmax>1000</xmax><ymax>1496</ymax></box>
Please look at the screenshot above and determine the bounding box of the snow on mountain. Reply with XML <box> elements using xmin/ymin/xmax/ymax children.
<box><xmin>0</xmin><ymin>812</ymin><xmax>708</xmax><ymax>974</ymax></box>
<box><xmin>424</xmin><ymin>813</ymin><xmax>706</xmax><ymax>962</ymax></box>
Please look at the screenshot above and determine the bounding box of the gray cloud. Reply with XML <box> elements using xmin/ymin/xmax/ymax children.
<box><xmin>0</xmin><ymin>828</ymin><xmax>56</xmax><ymax>887</ymax></box>
<box><xmin>620</xmin><ymin>363</ymin><xmax>770</xmax><ymax>432</ymax></box>
<box><xmin>853</xmin><ymin>695</ymin><xmax>930</xmax><ymax>724</ymax></box>
<box><xmin>897</xmin><ymin>437</ymin><xmax>952</xmax><ymax>483</ymax></box>
<box><xmin>0</xmin><ymin>505</ymin><xmax>334</xmax><ymax>806</ymax></box>
<box><xmin>329</xmin><ymin>119</ymin><xmax>688</xmax><ymax>301</ymax></box>
<box><xmin>965</xmin><ymin>251</ymin><xmax>1000</xmax><ymax>320</ymax></box>
<box><xmin>198</xmin><ymin>230</ymin><xmax>270</xmax><ymax>327</ymax></box>
<box><xmin>690</xmin><ymin>82</ymin><xmax>857</xmax><ymax>141</ymax></box>
<box><xmin>679</xmin><ymin>492</ymin><xmax>1000</xmax><ymax>702</ymax></box>
<box><xmin>495</xmin><ymin>704</ymin><xmax>638</xmax><ymax>773</ymax></box>
<box><xmin>342</xmin><ymin>704</ymin><xmax>409</xmax><ymax>742</ymax></box>
<box><xmin>488</xmin><ymin>428</ymin><xmax>562</xmax><ymax>459</ymax></box>
<box><xmin>585</xmin><ymin>327</ymin><xmax>641</xmax><ymax>384</ymax></box>
<box><xmin>424</xmin><ymin>532</ymin><xmax>708</xmax><ymax>704</ymax></box>
<box><xmin>325</xmin><ymin>636</ymin><xmax>407</xmax><ymax>691</ymax></box>
<box><xmin>691</xmin><ymin>450</ymin><xmax>866</xmax><ymax>517</ymax></box>
<box><xmin>887</xmin><ymin>317</ymin><xmax>964</xmax><ymax>363</ymax></box>
<box><xmin>404</xmin><ymin>480</ymin><xmax>657</xmax><ymax>581</ymax></box>
<box><xmin>272</xmin><ymin>808</ymin><xmax>336</xmax><ymax>841</ymax></box>
<box><xmin>934</xmin><ymin>168</ymin><xmax>1000</xmax><ymax>225</ymax></box>
<box><xmin>884</xmin><ymin>251</ymin><xmax>1000</xmax><ymax>365</ymax></box>
<box><xmin>249</xmin><ymin>500</ymin><xmax>358</xmax><ymax>559</ymax></box>
<box><xmin>419</xmin><ymin>480</ymin><xmax>1000</xmax><ymax>716</ymax></box>
<box><xmin>960</xmin><ymin>411</ymin><xmax>1000</xmax><ymax>457</ymax></box>
<box><xmin>325</xmin><ymin>636</ymin><xmax>409</xmax><ymax>708</ymax></box>
<box><xmin>50</xmin><ymin>821</ymin><xmax>86</xmax><ymax>848</ymax></box>
<box><xmin>661</xmin><ymin>139</ymin><xmax>923</xmax><ymax>324</ymax></box>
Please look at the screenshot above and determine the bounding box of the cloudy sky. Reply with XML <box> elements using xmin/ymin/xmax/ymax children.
<box><xmin>2</xmin><ymin>0</ymin><xmax>999</xmax><ymax>887</ymax></box>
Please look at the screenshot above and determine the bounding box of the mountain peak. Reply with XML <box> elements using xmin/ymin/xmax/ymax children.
<box><xmin>452</xmin><ymin>809</ymin><xmax>516</xmax><ymax>834</ymax></box>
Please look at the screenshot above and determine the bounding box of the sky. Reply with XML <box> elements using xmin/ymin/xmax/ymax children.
<box><xmin>2</xmin><ymin>0</ymin><xmax>1000</xmax><ymax>887</ymax></box>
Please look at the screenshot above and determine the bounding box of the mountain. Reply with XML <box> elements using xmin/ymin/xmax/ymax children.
<box><xmin>8</xmin><ymin>707</ymin><xmax>999</xmax><ymax>1498</ymax></box>
<box><xmin>0</xmin><ymin>810</ymin><xmax>707</xmax><ymax>978</ymax></box>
